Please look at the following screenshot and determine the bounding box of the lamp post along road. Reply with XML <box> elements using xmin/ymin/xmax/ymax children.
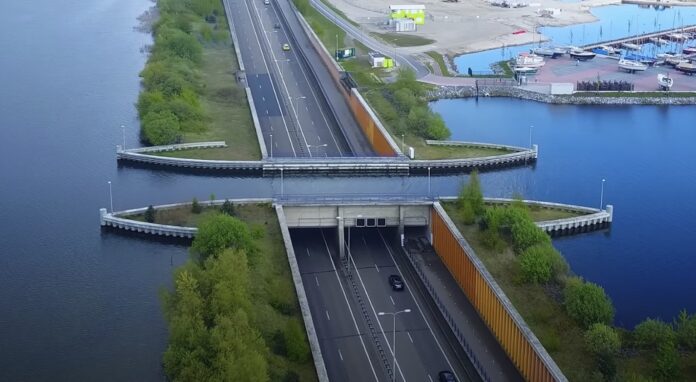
<box><xmin>121</xmin><ymin>124</ymin><xmax>126</xmax><ymax>150</ymax></box>
<box><xmin>378</xmin><ymin>309</ymin><xmax>411</xmax><ymax>382</ymax></box>
<box><xmin>270</xmin><ymin>134</ymin><xmax>273</xmax><ymax>157</ymax></box>
<box><xmin>600</xmin><ymin>178</ymin><xmax>606</xmax><ymax>209</ymax></box>
<box><xmin>107</xmin><ymin>181</ymin><xmax>113</xmax><ymax>213</ymax></box>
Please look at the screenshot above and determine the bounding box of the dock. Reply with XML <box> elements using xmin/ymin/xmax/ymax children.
<box><xmin>582</xmin><ymin>24</ymin><xmax>696</xmax><ymax>51</ymax></box>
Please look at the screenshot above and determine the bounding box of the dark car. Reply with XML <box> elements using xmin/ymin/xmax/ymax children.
<box><xmin>388</xmin><ymin>275</ymin><xmax>404</xmax><ymax>291</ymax></box>
<box><xmin>438</xmin><ymin>371</ymin><xmax>457</xmax><ymax>382</ymax></box>
<box><xmin>274</xmin><ymin>23</ymin><xmax>281</xmax><ymax>29</ymax></box>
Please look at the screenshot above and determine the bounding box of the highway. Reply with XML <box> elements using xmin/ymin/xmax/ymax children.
<box><xmin>292</xmin><ymin>227</ymin><xmax>478</xmax><ymax>382</ymax></box>
<box><xmin>224</xmin><ymin>0</ymin><xmax>374</xmax><ymax>158</ymax></box>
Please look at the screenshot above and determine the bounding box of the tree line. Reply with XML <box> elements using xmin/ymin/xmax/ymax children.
<box><xmin>137</xmin><ymin>0</ymin><xmax>229</xmax><ymax>146</ymax></box>
<box><xmin>367</xmin><ymin>70</ymin><xmax>450</xmax><ymax>141</ymax></box>
<box><xmin>457</xmin><ymin>172</ymin><xmax>696</xmax><ymax>381</ymax></box>
<box><xmin>162</xmin><ymin>210</ymin><xmax>314</xmax><ymax>381</ymax></box>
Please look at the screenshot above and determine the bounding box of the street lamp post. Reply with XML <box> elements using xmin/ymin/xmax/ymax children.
<box><xmin>107</xmin><ymin>181</ymin><xmax>114</xmax><ymax>213</ymax></box>
<box><xmin>378</xmin><ymin>309</ymin><xmax>412</xmax><ymax>382</ymax></box>
<box><xmin>280</xmin><ymin>168</ymin><xmax>284</xmax><ymax>197</ymax></box>
<box><xmin>290</xmin><ymin>96</ymin><xmax>307</xmax><ymax>154</ymax></box>
<box><xmin>529</xmin><ymin>124</ymin><xmax>533</xmax><ymax>148</ymax></box>
<box><xmin>270</xmin><ymin>134</ymin><xmax>273</xmax><ymax>157</ymax></box>
<box><xmin>600</xmin><ymin>178</ymin><xmax>606</xmax><ymax>209</ymax></box>
<box><xmin>121</xmin><ymin>124</ymin><xmax>126</xmax><ymax>150</ymax></box>
<box><xmin>427</xmin><ymin>167</ymin><xmax>431</xmax><ymax>198</ymax></box>
<box><xmin>401</xmin><ymin>134</ymin><xmax>405</xmax><ymax>154</ymax></box>
<box><xmin>308</xmin><ymin>143</ymin><xmax>328</xmax><ymax>157</ymax></box>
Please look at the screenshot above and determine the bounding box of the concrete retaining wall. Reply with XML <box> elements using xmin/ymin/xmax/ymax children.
<box><xmin>121</xmin><ymin>142</ymin><xmax>227</xmax><ymax>153</ymax></box>
<box><xmin>348</xmin><ymin>89</ymin><xmax>400</xmax><ymax>156</ymax></box>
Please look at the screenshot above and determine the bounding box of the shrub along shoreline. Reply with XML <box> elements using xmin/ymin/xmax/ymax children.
<box><xmin>137</xmin><ymin>0</ymin><xmax>260</xmax><ymax>161</ymax></box>
<box><xmin>447</xmin><ymin>172</ymin><xmax>696</xmax><ymax>381</ymax></box>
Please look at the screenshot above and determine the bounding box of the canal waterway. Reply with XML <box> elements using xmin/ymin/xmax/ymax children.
<box><xmin>455</xmin><ymin>4</ymin><xmax>696</xmax><ymax>73</ymax></box>
<box><xmin>2</xmin><ymin>0</ymin><xmax>695</xmax><ymax>380</ymax></box>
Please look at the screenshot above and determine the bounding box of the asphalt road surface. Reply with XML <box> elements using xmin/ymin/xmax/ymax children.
<box><xmin>224</xmin><ymin>0</ymin><xmax>373</xmax><ymax>158</ymax></box>
<box><xmin>292</xmin><ymin>227</ymin><xmax>478</xmax><ymax>382</ymax></box>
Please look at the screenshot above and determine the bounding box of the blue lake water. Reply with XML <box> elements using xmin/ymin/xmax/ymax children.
<box><xmin>431</xmin><ymin>98</ymin><xmax>696</xmax><ymax>328</ymax></box>
<box><xmin>454</xmin><ymin>4</ymin><xmax>696</xmax><ymax>72</ymax></box>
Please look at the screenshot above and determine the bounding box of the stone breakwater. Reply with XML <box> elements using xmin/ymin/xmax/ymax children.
<box><xmin>428</xmin><ymin>85</ymin><xmax>696</xmax><ymax>105</ymax></box>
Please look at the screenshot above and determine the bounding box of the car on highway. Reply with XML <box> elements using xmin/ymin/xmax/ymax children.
<box><xmin>282</xmin><ymin>43</ymin><xmax>290</xmax><ymax>51</ymax></box>
<box><xmin>274</xmin><ymin>23</ymin><xmax>281</xmax><ymax>29</ymax></box>
<box><xmin>438</xmin><ymin>371</ymin><xmax>457</xmax><ymax>382</ymax></box>
<box><xmin>388</xmin><ymin>275</ymin><xmax>404</xmax><ymax>291</ymax></box>
<box><xmin>263</xmin><ymin>0</ymin><xmax>270</xmax><ymax>4</ymax></box>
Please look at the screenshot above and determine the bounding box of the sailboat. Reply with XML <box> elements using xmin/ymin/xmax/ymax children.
<box><xmin>618</xmin><ymin>58</ymin><xmax>648</xmax><ymax>73</ymax></box>
<box><xmin>569</xmin><ymin>48</ymin><xmax>596</xmax><ymax>61</ymax></box>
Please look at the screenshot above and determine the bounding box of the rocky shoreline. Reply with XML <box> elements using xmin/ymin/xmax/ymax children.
<box><xmin>428</xmin><ymin>85</ymin><xmax>696</xmax><ymax>105</ymax></box>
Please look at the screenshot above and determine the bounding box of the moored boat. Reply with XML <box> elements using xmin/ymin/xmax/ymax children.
<box><xmin>683</xmin><ymin>46</ymin><xmax>696</xmax><ymax>55</ymax></box>
<box><xmin>676</xmin><ymin>61</ymin><xmax>696</xmax><ymax>74</ymax></box>
<box><xmin>618</xmin><ymin>59</ymin><xmax>648</xmax><ymax>73</ymax></box>
<box><xmin>532</xmin><ymin>47</ymin><xmax>562</xmax><ymax>58</ymax></box>
<box><xmin>515</xmin><ymin>52</ymin><xmax>546</xmax><ymax>68</ymax></box>
<box><xmin>658</xmin><ymin>74</ymin><xmax>673</xmax><ymax>90</ymax></box>
<box><xmin>569</xmin><ymin>49</ymin><xmax>596</xmax><ymax>61</ymax></box>
<box><xmin>621</xmin><ymin>42</ymin><xmax>642</xmax><ymax>51</ymax></box>
<box><xmin>600</xmin><ymin>45</ymin><xmax>619</xmax><ymax>55</ymax></box>
<box><xmin>666</xmin><ymin>56</ymin><xmax>688</xmax><ymax>67</ymax></box>
<box><xmin>513</xmin><ymin>66</ymin><xmax>538</xmax><ymax>75</ymax></box>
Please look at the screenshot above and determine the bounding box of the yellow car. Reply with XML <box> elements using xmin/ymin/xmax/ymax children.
<box><xmin>282</xmin><ymin>43</ymin><xmax>290</xmax><ymax>51</ymax></box>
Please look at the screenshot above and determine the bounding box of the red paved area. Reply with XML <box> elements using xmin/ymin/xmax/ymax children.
<box><xmin>533</xmin><ymin>55</ymin><xmax>696</xmax><ymax>92</ymax></box>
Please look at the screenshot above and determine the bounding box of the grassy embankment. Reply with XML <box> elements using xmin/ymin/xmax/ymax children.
<box><xmin>372</xmin><ymin>32</ymin><xmax>435</xmax><ymax>47</ymax></box>
<box><xmin>425</xmin><ymin>51</ymin><xmax>451</xmax><ymax>77</ymax></box>
<box><xmin>292</xmin><ymin>0</ymin><xmax>517</xmax><ymax>160</ymax></box>
<box><xmin>139</xmin><ymin>0</ymin><xmax>260</xmax><ymax>160</ymax></box>
<box><xmin>443</xmin><ymin>195</ymin><xmax>696</xmax><ymax>381</ymax></box>
<box><xmin>150</xmin><ymin>202</ymin><xmax>317</xmax><ymax>381</ymax></box>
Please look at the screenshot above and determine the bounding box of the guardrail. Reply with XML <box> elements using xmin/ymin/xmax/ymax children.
<box><xmin>425</xmin><ymin>140</ymin><xmax>532</xmax><ymax>153</ymax></box>
<box><xmin>120</xmin><ymin>142</ymin><xmax>227</xmax><ymax>153</ymax></box>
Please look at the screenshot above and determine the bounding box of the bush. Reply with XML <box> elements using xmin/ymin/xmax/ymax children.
<box><xmin>156</xmin><ymin>27</ymin><xmax>203</xmax><ymax>64</ymax></box>
<box><xmin>426</xmin><ymin>113</ymin><xmax>450</xmax><ymax>140</ymax></box>
<box><xmin>633</xmin><ymin>318</ymin><xmax>676</xmax><ymax>349</ymax></box>
<box><xmin>519</xmin><ymin>244</ymin><xmax>555</xmax><ymax>284</ymax></box>
<box><xmin>564</xmin><ymin>277</ymin><xmax>615</xmax><ymax>328</ymax></box>
<box><xmin>191</xmin><ymin>213</ymin><xmax>255</xmax><ymax>261</ymax></box>
<box><xmin>654</xmin><ymin>340</ymin><xmax>680</xmax><ymax>381</ymax></box>
<box><xmin>675</xmin><ymin>309</ymin><xmax>696</xmax><ymax>350</ymax></box>
<box><xmin>511</xmin><ymin>218</ymin><xmax>551</xmax><ymax>253</ymax></box>
<box><xmin>191</xmin><ymin>197</ymin><xmax>202</xmax><ymax>214</ymax></box>
<box><xmin>221</xmin><ymin>199</ymin><xmax>236</xmax><ymax>216</ymax></box>
<box><xmin>141</xmin><ymin>110</ymin><xmax>181</xmax><ymax>145</ymax></box>
<box><xmin>585</xmin><ymin>323</ymin><xmax>621</xmax><ymax>355</ymax></box>
<box><xmin>284</xmin><ymin>318</ymin><xmax>310</xmax><ymax>362</ymax></box>
<box><xmin>145</xmin><ymin>205</ymin><xmax>156</xmax><ymax>223</ymax></box>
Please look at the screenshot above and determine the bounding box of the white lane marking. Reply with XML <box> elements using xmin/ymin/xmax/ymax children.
<box><xmin>325</xmin><ymin>310</ymin><xmax>331</xmax><ymax>321</ymax></box>
<box><xmin>389</xmin><ymin>295</ymin><xmax>395</xmax><ymax>305</ymax></box>
<box><xmin>266</xmin><ymin>110</ymin><xmax>269</xmax><ymax>115</ymax></box>
<box><xmin>338</xmin><ymin>348</ymin><xmax>344</xmax><ymax>361</ymax></box>
<box><xmin>375</xmin><ymin>263</ymin><xmax>379</xmax><ymax>272</ymax></box>
<box><xmin>262</xmin><ymin>96</ymin><xmax>265</xmax><ymax>101</ymax></box>
<box><xmin>428</xmin><ymin>375</ymin><xmax>433</xmax><ymax>382</ymax></box>
<box><xmin>268</xmin><ymin>2</ymin><xmax>345</xmax><ymax>157</ymax></box>
<box><xmin>315</xmin><ymin>275</ymin><xmax>320</xmax><ymax>287</ymax></box>
<box><xmin>238</xmin><ymin>0</ymin><xmax>296</xmax><ymax>156</ymax></box>
<box><xmin>347</xmin><ymin>247</ymin><xmax>407</xmax><ymax>382</ymax></box>
<box><xmin>408</xmin><ymin>332</ymin><xmax>414</xmax><ymax>344</ymax></box>
<box><xmin>320</xmin><ymin>230</ymin><xmax>379</xmax><ymax>382</ymax></box>
<box><xmin>377</xmin><ymin>229</ymin><xmax>461</xmax><ymax>382</ymax></box>
<box><xmin>306</xmin><ymin>248</ymin><xmax>311</xmax><ymax>257</ymax></box>
<box><xmin>247</xmin><ymin>0</ymin><xmax>312</xmax><ymax>157</ymax></box>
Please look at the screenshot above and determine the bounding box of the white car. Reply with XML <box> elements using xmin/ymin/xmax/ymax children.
<box><xmin>264</xmin><ymin>0</ymin><xmax>270</xmax><ymax>4</ymax></box>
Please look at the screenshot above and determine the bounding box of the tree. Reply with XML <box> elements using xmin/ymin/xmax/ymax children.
<box><xmin>221</xmin><ymin>199</ymin><xmax>236</xmax><ymax>216</ymax></box>
<box><xmin>156</xmin><ymin>27</ymin><xmax>203</xmax><ymax>64</ymax></box>
<box><xmin>519</xmin><ymin>244</ymin><xmax>554</xmax><ymax>284</ymax></box>
<box><xmin>457</xmin><ymin>170</ymin><xmax>484</xmax><ymax>224</ymax></box>
<box><xmin>145</xmin><ymin>205</ymin><xmax>156</xmax><ymax>223</ymax></box>
<box><xmin>675</xmin><ymin>309</ymin><xmax>696</xmax><ymax>350</ymax></box>
<box><xmin>284</xmin><ymin>318</ymin><xmax>310</xmax><ymax>362</ymax></box>
<box><xmin>653</xmin><ymin>340</ymin><xmax>680</xmax><ymax>381</ymax></box>
<box><xmin>191</xmin><ymin>197</ymin><xmax>202</xmax><ymax>214</ymax></box>
<box><xmin>426</xmin><ymin>113</ymin><xmax>450</xmax><ymax>140</ymax></box>
<box><xmin>634</xmin><ymin>318</ymin><xmax>676</xmax><ymax>349</ymax></box>
<box><xmin>564</xmin><ymin>277</ymin><xmax>615</xmax><ymax>328</ymax></box>
<box><xmin>585</xmin><ymin>323</ymin><xmax>621</xmax><ymax>355</ymax></box>
<box><xmin>596</xmin><ymin>351</ymin><xmax>617</xmax><ymax>382</ymax></box>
